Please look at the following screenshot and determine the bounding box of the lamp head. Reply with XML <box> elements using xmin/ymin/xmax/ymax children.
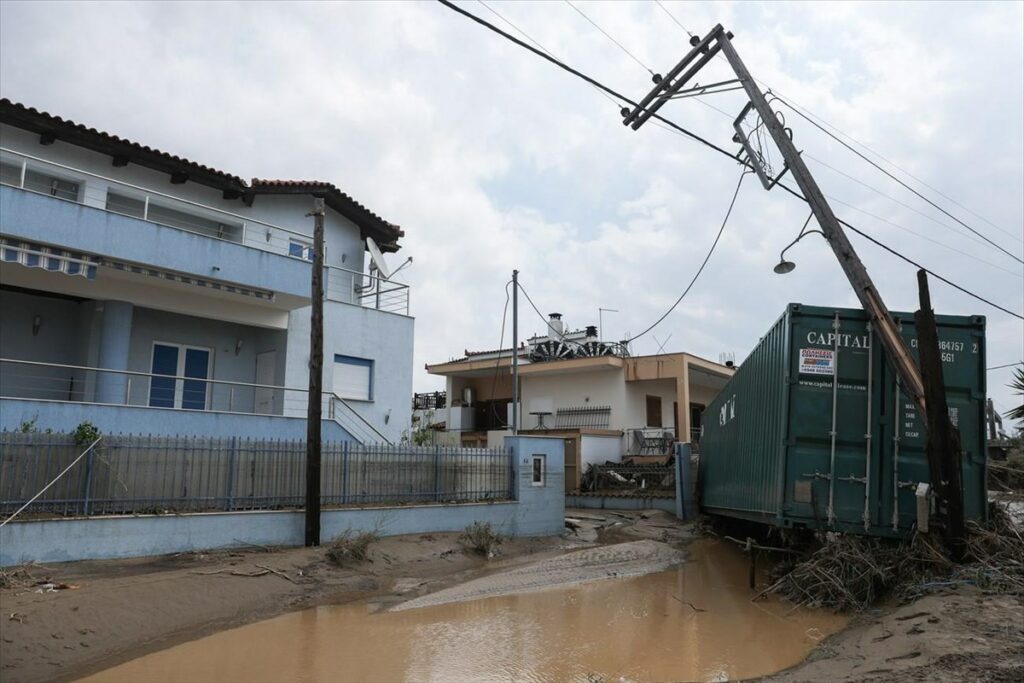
<box><xmin>773</xmin><ymin>259</ymin><xmax>796</xmax><ymax>275</ymax></box>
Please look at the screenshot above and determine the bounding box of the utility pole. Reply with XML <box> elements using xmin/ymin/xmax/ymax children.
<box><xmin>915</xmin><ymin>270</ymin><xmax>965</xmax><ymax>558</ymax></box>
<box><xmin>621</xmin><ymin>25</ymin><xmax>927</xmax><ymax>417</ymax></box>
<box><xmin>512</xmin><ymin>269</ymin><xmax>519</xmax><ymax>435</ymax></box>
<box><xmin>305</xmin><ymin>197</ymin><xmax>325</xmax><ymax>547</ymax></box>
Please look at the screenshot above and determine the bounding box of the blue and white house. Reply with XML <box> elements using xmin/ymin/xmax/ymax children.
<box><xmin>0</xmin><ymin>99</ymin><xmax>414</xmax><ymax>443</ymax></box>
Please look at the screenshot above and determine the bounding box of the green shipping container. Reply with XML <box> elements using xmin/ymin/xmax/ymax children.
<box><xmin>699</xmin><ymin>303</ymin><xmax>986</xmax><ymax>537</ymax></box>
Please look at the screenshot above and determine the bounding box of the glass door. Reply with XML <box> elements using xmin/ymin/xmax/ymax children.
<box><xmin>149</xmin><ymin>343</ymin><xmax>211</xmax><ymax>410</ymax></box>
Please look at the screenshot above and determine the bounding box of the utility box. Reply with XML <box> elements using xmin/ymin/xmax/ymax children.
<box><xmin>699</xmin><ymin>303</ymin><xmax>986</xmax><ymax>537</ymax></box>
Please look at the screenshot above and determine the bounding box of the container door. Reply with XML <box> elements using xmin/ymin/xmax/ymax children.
<box><xmin>784</xmin><ymin>311</ymin><xmax>877</xmax><ymax>532</ymax></box>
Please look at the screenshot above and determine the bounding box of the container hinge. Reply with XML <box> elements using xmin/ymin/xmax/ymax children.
<box><xmin>836</xmin><ymin>475</ymin><xmax>867</xmax><ymax>485</ymax></box>
<box><xmin>801</xmin><ymin>471</ymin><xmax>831</xmax><ymax>481</ymax></box>
<box><xmin>897</xmin><ymin>480</ymin><xmax>917</xmax><ymax>490</ymax></box>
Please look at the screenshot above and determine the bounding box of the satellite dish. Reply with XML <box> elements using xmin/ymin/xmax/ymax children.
<box><xmin>366</xmin><ymin>236</ymin><xmax>392</xmax><ymax>279</ymax></box>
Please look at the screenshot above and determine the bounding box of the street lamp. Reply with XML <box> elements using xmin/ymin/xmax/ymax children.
<box><xmin>773</xmin><ymin>214</ymin><xmax>824</xmax><ymax>275</ymax></box>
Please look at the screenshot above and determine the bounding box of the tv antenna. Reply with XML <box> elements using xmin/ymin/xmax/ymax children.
<box><xmin>652</xmin><ymin>333</ymin><xmax>672</xmax><ymax>355</ymax></box>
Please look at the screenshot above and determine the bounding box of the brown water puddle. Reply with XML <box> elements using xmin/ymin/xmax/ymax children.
<box><xmin>80</xmin><ymin>540</ymin><xmax>846</xmax><ymax>683</ymax></box>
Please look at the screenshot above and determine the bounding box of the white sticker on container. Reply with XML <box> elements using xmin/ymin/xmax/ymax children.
<box><xmin>799</xmin><ymin>348</ymin><xmax>835</xmax><ymax>375</ymax></box>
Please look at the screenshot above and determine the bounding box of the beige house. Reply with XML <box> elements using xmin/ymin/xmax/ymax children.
<box><xmin>425</xmin><ymin>317</ymin><xmax>734</xmax><ymax>492</ymax></box>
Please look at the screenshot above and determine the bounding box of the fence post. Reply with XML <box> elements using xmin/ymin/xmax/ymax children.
<box><xmin>341</xmin><ymin>440</ymin><xmax>349</xmax><ymax>505</ymax></box>
<box><xmin>226</xmin><ymin>436</ymin><xmax>237</xmax><ymax>511</ymax></box>
<box><xmin>81</xmin><ymin>437</ymin><xmax>96</xmax><ymax>516</ymax></box>
<box><xmin>509</xmin><ymin>447</ymin><xmax>516</xmax><ymax>500</ymax></box>
<box><xmin>434</xmin><ymin>446</ymin><xmax>441</xmax><ymax>502</ymax></box>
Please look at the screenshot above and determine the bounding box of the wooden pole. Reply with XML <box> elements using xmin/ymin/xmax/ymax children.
<box><xmin>305</xmin><ymin>197</ymin><xmax>325</xmax><ymax>547</ymax></box>
<box><xmin>914</xmin><ymin>269</ymin><xmax>965</xmax><ymax>558</ymax></box>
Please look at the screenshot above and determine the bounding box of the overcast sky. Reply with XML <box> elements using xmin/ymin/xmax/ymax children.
<box><xmin>2</xmin><ymin>1</ymin><xmax>1022</xmax><ymax>420</ymax></box>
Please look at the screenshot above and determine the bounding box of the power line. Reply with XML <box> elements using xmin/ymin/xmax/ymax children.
<box><xmin>805</xmin><ymin>152</ymin><xmax>1018</xmax><ymax>258</ymax></box>
<box><xmin>652</xmin><ymin>0</ymin><xmax>1021</xmax><ymax>243</ymax></box>
<box><xmin>564</xmin><ymin>0</ymin><xmax>656</xmax><ymax>77</ymax></box>
<box><xmin>476</xmin><ymin>0</ymin><xmax>625</xmax><ymax>111</ymax></box>
<box><xmin>628</xmin><ymin>169</ymin><xmax>750</xmax><ymax>342</ymax></box>
<box><xmin>988</xmin><ymin>362</ymin><xmax>1023</xmax><ymax>371</ymax></box>
<box><xmin>771</xmin><ymin>95</ymin><xmax>1024</xmax><ymax>265</ymax></box>
<box><xmin>775</xmin><ymin>182</ymin><xmax>1024</xmax><ymax>320</ymax></box>
<box><xmin>436</xmin><ymin>0</ymin><xmax>1023</xmax><ymax>321</ymax></box>
<box><xmin>488</xmin><ymin>280</ymin><xmax>512</xmax><ymax>425</ymax></box>
<box><xmin>822</xmin><ymin>193</ymin><xmax>1022</xmax><ymax>278</ymax></box>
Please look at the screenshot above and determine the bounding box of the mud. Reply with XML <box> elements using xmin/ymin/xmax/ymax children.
<box><xmin>392</xmin><ymin>539</ymin><xmax>685</xmax><ymax>611</ymax></box>
<box><xmin>77</xmin><ymin>539</ymin><xmax>846</xmax><ymax>683</ymax></box>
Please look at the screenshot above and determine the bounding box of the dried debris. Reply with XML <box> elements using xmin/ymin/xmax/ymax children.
<box><xmin>325</xmin><ymin>529</ymin><xmax>380</xmax><ymax>567</ymax></box>
<box><xmin>763</xmin><ymin>506</ymin><xmax>1024</xmax><ymax>612</ymax></box>
<box><xmin>459</xmin><ymin>521</ymin><xmax>504</xmax><ymax>558</ymax></box>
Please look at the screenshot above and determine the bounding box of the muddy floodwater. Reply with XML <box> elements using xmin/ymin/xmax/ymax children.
<box><xmin>80</xmin><ymin>540</ymin><xmax>847</xmax><ymax>683</ymax></box>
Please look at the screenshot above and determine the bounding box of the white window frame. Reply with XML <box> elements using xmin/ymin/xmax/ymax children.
<box><xmin>288</xmin><ymin>238</ymin><xmax>314</xmax><ymax>261</ymax></box>
<box><xmin>149</xmin><ymin>341</ymin><xmax>214</xmax><ymax>410</ymax></box>
<box><xmin>531</xmin><ymin>454</ymin><xmax>546</xmax><ymax>487</ymax></box>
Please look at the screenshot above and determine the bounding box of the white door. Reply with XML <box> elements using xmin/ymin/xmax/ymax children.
<box><xmin>255</xmin><ymin>350</ymin><xmax>276</xmax><ymax>415</ymax></box>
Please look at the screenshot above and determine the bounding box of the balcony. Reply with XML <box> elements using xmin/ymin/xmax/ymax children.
<box><xmin>0</xmin><ymin>358</ymin><xmax>389</xmax><ymax>445</ymax></box>
<box><xmin>0</xmin><ymin>147</ymin><xmax>409</xmax><ymax>315</ymax></box>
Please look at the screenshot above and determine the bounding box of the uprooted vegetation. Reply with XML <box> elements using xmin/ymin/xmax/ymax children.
<box><xmin>762</xmin><ymin>506</ymin><xmax>1024</xmax><ymax>612</ymax></box>
<box><xmin>459</xmin><ymin>521</ymin><xmax>504</xmax><ymax>558</ymax></box>
<box><xmin>325</xmin><ymin>529</ymin><xmax>381</xmax><ymax>566</ymax></box>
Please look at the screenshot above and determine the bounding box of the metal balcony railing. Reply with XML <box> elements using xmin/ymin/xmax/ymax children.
<box><xmin>0</xmin><ymin>358</ymin><xmax>390</xmax><ymax>444</ymax></box>
<box><xmin>0</xmin><ymin>147</ymin><xmax>410</xmax><ymax>315</ymax></box>
<box><xmin>626</xmin><ymin>428</ymin><xmax>676</xmax><ymax>456</ymax></box>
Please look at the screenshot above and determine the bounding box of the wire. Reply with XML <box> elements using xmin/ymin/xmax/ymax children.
<box><xmin>775</xmin><ymin>182</ymin><xmax>1024</xmax><ymax>320</ymax></box>
<box><xmin>436</xmin><ymin>0</ymin><xmax>1024</xmax><ymax>321</ymax></box>
<box><xmin>437</xmin><ymin>0</ymin><xmax>739</xmax><ymax>160</ymax></box>
<box><xmin>771</xmin><ymin>95</ymin><xmax>1024</xmax><ymax>265</ymax></box>
<box><xmin>564</xmin><ymin>0</ymin><xmax>656</xmax><ymax>77</ymax></box>
<box><xmin>653</xmin><ymin>1</ymin><xmax>1020</xmax><ymax>242</ymax></box>
<box><xmin>805</xmin><ymin>152</ymin><xmax>1019</xmax><ymax>257</ymax></box>
<box><xmin>653</xmin><ymin>0</ymin><xmax>694</xmax><ymax>37</ymax></box>
<box><xmin>476</xmin><ymin>0</ymin><xmax>625</xmax><ymax>111</ymax></box>
<box><xmin>627</xmin><ymin>169</ymin><xmax>750</xmax><ymax>343</ymax></box>
<box><xmin>988</xmin><ymin>362</ymin><xmax>1023</xmax><ymax>371</ymax></box>
<box><xmin>488</xmin><ymin>280</ymin><xmax>512</xmax><ymax>425</ymax></box>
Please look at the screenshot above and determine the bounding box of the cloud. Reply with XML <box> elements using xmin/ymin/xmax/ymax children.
<box><xmin>1</xmin><ymin>0</ymin><xmax>1021</xmax><ymax>413</ymax></box>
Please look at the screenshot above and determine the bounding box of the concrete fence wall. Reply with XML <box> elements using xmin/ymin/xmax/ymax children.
<box><xmin>0</xmin><ymin>436</ymin><xmax>565</xmax><ymax>566</ymax></box>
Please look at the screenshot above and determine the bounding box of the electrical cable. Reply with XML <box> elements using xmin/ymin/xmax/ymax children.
<box><xmin>627</xmin><ymin>169</ymin><xmax>750</xmax><ymax>343</ymax></box>
<box><xmin>488</xmin><ymin>280</ymin><xmax>512</xmax><ymax>425</ymax></box>
<box><xmin>770</xmin><ymin>95</ymin><xmax>1024</xmax><ymax>264</ymax></box>
<box><xmin>774</xmin><ymin>182</ymin><xmax>1024</xmax><ymax>320</ymax></box>
<box><xmin>436</xmin><ymin>0</ymin><xmax>1023</xmax><ymax>320</ymax></box>
<box><xmin>564</xmin><ymin>0</ymin><xmax>656</xmax><ymax>77</ymax></box>
<box><xmin>987</xmin><ymin>362</ymin><xmax>1023</xmax><ymax>371</ymax></box>
<box><xmin>476</xmin><ymin>0</ymin><xmax>625</xmax><ymax>110</ymax></box>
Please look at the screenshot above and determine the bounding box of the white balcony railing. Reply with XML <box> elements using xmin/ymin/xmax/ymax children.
<box><xmin>0</xmin><ymin>147</ymin><xmax>409</xmax><ymax>315</ymax></box>
<box><xmin>0</xmin><ymin>358</ymin><xmax>390</xmax><ymax>445</ymax></box>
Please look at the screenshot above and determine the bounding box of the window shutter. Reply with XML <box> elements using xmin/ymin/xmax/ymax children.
<box><xmin>333</xmin><ymin>356</ymin><xmax>373</xmax><ymax>400</ymax></box>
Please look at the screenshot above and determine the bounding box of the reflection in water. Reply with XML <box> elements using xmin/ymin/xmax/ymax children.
<box><xmin>80</xmin><ymin>540</ymin><xmax>846</xmax><ymax>683</ymax></box>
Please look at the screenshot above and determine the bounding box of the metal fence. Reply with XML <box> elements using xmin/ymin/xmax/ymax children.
<box><xmin>581</xmin><ymin>463</ymin><xmax>676</xmax><ymax>495</ymax></box>
<box><xmin>554</xmin><ymin>405</ymin><xmax>611</xmax><ymax>429</ymax></box>
<box><xmin>0</xmin><ymin>433</ymin><xmax>513</xmax><ymax>518</ymax></box>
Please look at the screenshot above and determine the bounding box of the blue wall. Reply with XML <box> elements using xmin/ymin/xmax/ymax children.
<box><xmin>0</xmin><ymin>398</ymin><xmax>352</xmax><ymax>441</ymax></box>
<box><xmin>0</xmin><ymin>186</ymin><xmax>311</xmax><ymax>298</ymax></box>
<box><xmin>0</xmin><ymin>436</ymin><xmax>565</xmax><ymax>565</ymax></box>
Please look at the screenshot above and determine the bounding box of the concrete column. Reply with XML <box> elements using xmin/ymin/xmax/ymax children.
<box><xmin>94</xmin><ymin>301</ymin><xmax>134</xmax><ymax>405</ymax></box>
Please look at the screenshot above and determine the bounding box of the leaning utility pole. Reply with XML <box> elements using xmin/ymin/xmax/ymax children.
<box><xmin>621</xmin><ymin>25</ymin><xmax>927</xmax><ymax>417</ymax></box>
<box><xmin>305</xmin><ymin>197</ymin><xmax>326</xmax><ymax>547</ymax></box>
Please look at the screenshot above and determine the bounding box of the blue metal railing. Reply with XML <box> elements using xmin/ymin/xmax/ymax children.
<box><xmin>0</xmin><ymin>432</ymin><xmax>512</xmax><ymax>518</ymax></box>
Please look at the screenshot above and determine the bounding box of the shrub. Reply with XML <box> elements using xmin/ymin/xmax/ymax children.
<box><xmin>325</xmin><ymin>529</ymin><xmax>380</xmax><ymax>566</ymax></box>
<box><xmin>460</xmin><ymin>521</ymin><xmax>504</xmax><ymax>558</ymax></box>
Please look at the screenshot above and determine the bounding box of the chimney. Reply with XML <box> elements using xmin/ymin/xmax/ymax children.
<box><xmin>547</xmin><ymin>313</ymin><xmax>564</xmax><ymax>339</ymax></box>
<box><xmin>585</xmin><ymin>325</ymin><xmax>598</xmax><ymax>342</ymax></box>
